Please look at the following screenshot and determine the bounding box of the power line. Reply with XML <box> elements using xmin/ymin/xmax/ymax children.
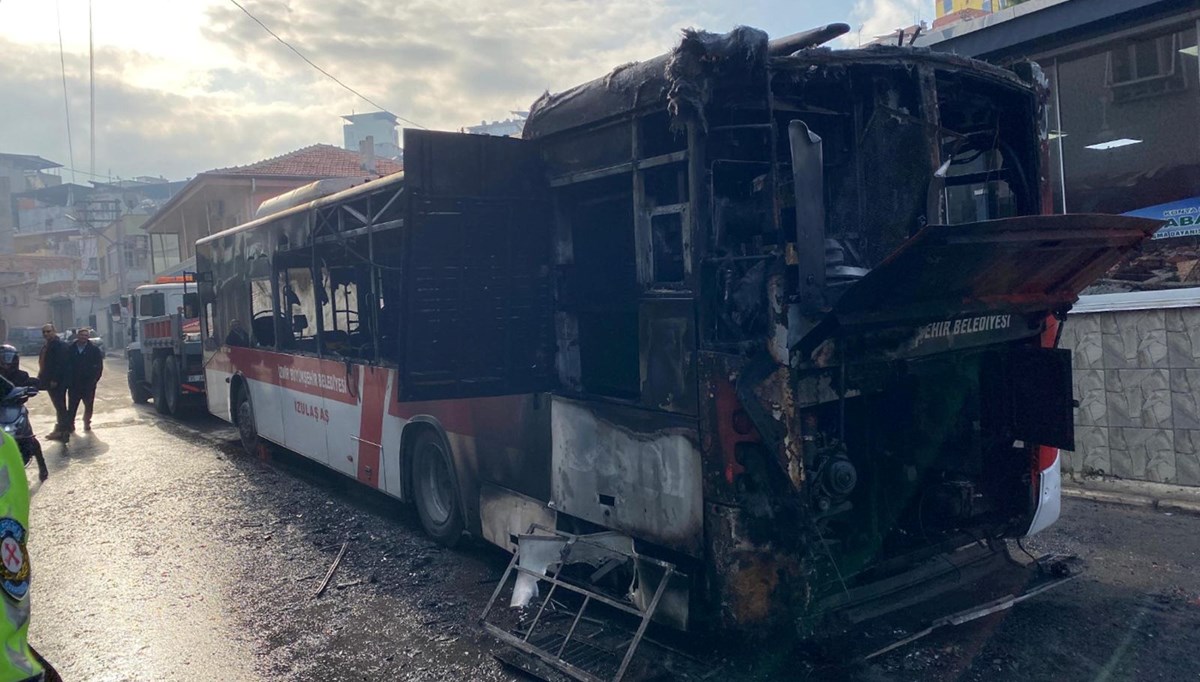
<box><xmin>226</xmin><ymin>0</ymin><xmax>426</xmax><ymax>130</ymax></box>
<box><xmin>55</xmin><ymin>165</ymin><xmax>116</xmax><ymax>181</ymax></box>
<box><xmin>55</xmin><ymin>0</ymin><xmax>77</xmax><ymax>183</ymax></box>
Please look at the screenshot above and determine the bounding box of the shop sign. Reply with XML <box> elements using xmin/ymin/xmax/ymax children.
<box><xmin>1124</xmin><ymin>197</ymin><xmax>1200</xmax><ymax>239</ymax></box>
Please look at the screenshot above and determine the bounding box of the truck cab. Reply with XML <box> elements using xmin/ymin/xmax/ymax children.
<box><xmin>126</xmin><ymin>278</ymin><xmax>204</xmax><ymax>415</ymax></box>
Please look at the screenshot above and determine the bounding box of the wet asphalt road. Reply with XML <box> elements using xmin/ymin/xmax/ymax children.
<box><xmin>22</xmin><ymin>361</ymin><xmax>1200</xmax><ymax>681</ymax></box>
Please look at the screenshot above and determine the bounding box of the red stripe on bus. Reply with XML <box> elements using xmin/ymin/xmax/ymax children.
<box><xmin>356</xmin><ymin>366</ymin><xmax>389</xmax><ymax>488</ymax></box>
<box><xmin>224</xmin><ymin>347</ymin><xmax>359</xmax><ymax>405</ymax></box>
<box><xmin>215</xmin><ymin>346</ymin><xmax>535</xmax><ymax>451</ymax></box>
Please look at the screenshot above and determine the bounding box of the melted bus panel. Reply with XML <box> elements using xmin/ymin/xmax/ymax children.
<box><xmin>523</xmin><ymin>27</ymin><xmax>1160</xmax><ymax>632</ymax></box>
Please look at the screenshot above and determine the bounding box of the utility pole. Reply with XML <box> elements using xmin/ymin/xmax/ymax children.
<box><xmin>115</xmin><ymin>207</ymin><xmax>126</xmax><ymax>341</ymax></box>
<box><xmin>89</xmin><ymin>0</ymin><xmax>96</xmax><ymax>180</ymax></box>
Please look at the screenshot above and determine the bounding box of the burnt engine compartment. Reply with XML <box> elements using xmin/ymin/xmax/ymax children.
<box><xmin>793</xmin><ymin>347</ymin><xmax>1034</xmax><ymax>589</ymax></box>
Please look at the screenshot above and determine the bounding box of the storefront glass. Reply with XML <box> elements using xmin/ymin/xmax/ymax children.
<box><xmin>1053</xmin><ymin>23</ymin><xmax>1200</xmax><ymax>290</ymax></box>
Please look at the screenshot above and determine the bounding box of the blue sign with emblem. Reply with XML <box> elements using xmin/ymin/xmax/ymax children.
<box><xmin>0</xmin><ymin>518</ymin><xmax>29</xmax><ymax>601</ymax></box>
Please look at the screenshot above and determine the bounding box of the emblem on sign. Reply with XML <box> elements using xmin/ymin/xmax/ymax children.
<box><xmin>0</xmin><ymin>518</ymin><xmax>29</xmax><ymax>601</ymax></box>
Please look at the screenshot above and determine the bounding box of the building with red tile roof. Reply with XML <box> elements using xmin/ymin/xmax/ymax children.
<box><xmin>207</xmin><ymin>143</ymin><xmax>401</xmax><ymax>178</ymax></box>
<box><xmin>142</xmin><ymin>144</ymin><xmax>402</xmax><ymax>269</ymax></box>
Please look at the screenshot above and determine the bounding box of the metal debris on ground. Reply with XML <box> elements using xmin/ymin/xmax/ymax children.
<box><xmin>313</xmin><ymin>540</ymin><xmax>350</xmax><ymax>598</ymax></box>
<box><xmin>480</xmin><ymin>526</ymin><xmax>677</xmax><ymax>682</ymax></box>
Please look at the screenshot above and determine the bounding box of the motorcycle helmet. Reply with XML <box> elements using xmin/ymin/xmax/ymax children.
<box><xmin>0</xmin><ymin>344</ymin><xmax>17</xmax><ymax>373</ymax></box>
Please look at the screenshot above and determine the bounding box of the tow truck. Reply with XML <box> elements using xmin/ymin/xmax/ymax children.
<box><xmin>126</xmin><ymin>275</ymin><xmax>205</xmax><ymax>416</ymax></box>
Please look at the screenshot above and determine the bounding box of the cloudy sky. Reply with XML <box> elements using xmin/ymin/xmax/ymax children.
<box><xmin>0</xmin><ymin>0</ymin><xmax>925</xmax><ymax>181</ymax></box>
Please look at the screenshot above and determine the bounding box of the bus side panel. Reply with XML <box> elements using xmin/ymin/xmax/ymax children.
<box><xmin>321</xmin><ymin>363</ymin><xmax>391</xmax><ymax>486</ymax></box>
<box><xmin>379</xmin><ymin>380</ymin><xmax>408</xmax><ymax>499</ymax></box>
<box><xmin>204</xmin><ymin>348</ymin><xmax>234</xmax><ymax>422</ymax></box>
<box><xmin>247</xmin><ymin>370</ymin><xmax>287</xmax><ymax>448</ymax></box>
<box><xmin>319</xmin><ymin>366</ymin><xmax>356</xmax><ymax>479</ymax></box>
<box><xmin>550</xmin><ymin>395</ymin><xmax>704</xmax><ymax>557</ymax></box>
<box><xmin>268</xmin><ymin>353</ymin><xmax>338</xmax><ymax>467</ymax></box>
<box><xmin>225</xmin><ymin>348</ymin><xmax>331</xmax><ymax>465</ymax></box>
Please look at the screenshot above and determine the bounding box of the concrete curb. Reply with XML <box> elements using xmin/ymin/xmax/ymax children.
<box><xmin>1156</xmin><ymin>498</ymin><xmax>1200</xmax><ymax>515</ymax></box>
<box><xmin>1063</xmin><ymin>485</ymin><xmax>1200</xmax><ymax>516</ymax></box>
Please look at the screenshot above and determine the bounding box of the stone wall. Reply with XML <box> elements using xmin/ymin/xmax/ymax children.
<box><xmin>1061</xmin><ymin>297</ymin><xmax>1200</xmax><ymax>485</ymax></box>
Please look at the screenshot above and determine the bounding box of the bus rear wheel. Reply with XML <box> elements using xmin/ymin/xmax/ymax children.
<box><xmin>411</xmin><ymin>430</ymin><xmax>464</xmax><ymax>547</ymax></box>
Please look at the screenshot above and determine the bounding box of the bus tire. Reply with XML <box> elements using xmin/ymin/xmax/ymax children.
<box><xmin>235</xmin><ymin>388</ymin><xmax>261</xmax><ymax>456</ymax></box>
<box><xmin>411</xmin><ymin>430</ymin><xmax>464</xmax><ymax>547</ymax></box>
<box><xmin>152</xmin><ymin>357</ymin><xmax>169</xmax><ymax>415</ymax></box>
<box><xmin>163</xmin><ymin>357</ymin><xmax>181</xmax><ymax>416</ymax></box>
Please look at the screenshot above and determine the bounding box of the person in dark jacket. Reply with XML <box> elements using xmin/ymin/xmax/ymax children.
<box><xmin>0</xmin><ymin>347</ymin><xmax>49</xmax><ymax>482</ymax></box>
<box><xmin>65</xmin><ymin>328</ymin><xmax>103</xmax><ymax>436</ymax></box>
<box><xmin>0</xmin><ymin>345</ymin><xmax>36</xmax><ymax>388</ymax></box>
<box><xmin>37</xmin><ymin>325</ymin><xmax>71</xmax><ymax>442</ymax></box>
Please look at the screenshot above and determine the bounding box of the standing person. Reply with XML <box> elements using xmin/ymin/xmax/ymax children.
<box><xmin>65</xmin><ymin>328</ymin><xmax>103</xmax><ymax>435</ymax></box>
<box><xmin>36</xmin><ymin>325</ymin><xmax>70</xmax><ymax>442</ymax></box>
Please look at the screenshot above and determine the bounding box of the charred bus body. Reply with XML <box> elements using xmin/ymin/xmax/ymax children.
<box><xmin>197</xmin><ymin>24</ymin><xmax>1160</xmax><ymax>645</ymax></box>
<box><xmin>520</xmin><ymin>26</ymin><xmax>1156</xmax><ymax>633</ymax></box>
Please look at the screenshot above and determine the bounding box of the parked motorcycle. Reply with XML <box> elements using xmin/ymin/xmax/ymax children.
<box><xmin>0</xmin><ymin>383</ymin><xmax>47</xmax><ymax>481</ymax></box>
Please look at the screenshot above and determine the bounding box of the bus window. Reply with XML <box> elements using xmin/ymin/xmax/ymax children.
<box><xmin>651</xmin><ymin>210</ymin><xmax>686</xmax><ymax>285</ymax></box>
<box><xmin>567</xmin><ymin>177</ymin><xmax>640</xmax><ymax>399</ymax></box>
<box><xmin>203</xmin><ymin>302</ymin><xmax>217</xmax><ymax>351</ymax></box>
<box><xmin>943</xmin><ymin>148</ymin><xmax>1018</xmax><ymax>224</ymax></box>
<box><xmin>319</xmin><ymin>266</ymin><xmax>363</xmax><ymax>358</ymax></box>
<box><xmin>279</xmin><ymin>267</ymin><xmax>317</xmax><ymax>353</ymax></box>
<box><xmin>373</xmin><ymin>230</ymin><xmax>403</xmax><ymax>364</ymax></box>
<box><xmin>249</xmin><ymin>278</ymin><xmax>275</xmax><ymax>348</ymax></box>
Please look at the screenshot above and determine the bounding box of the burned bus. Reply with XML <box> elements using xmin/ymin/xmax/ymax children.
<box><xmin>196</xmin><ymin>24</ymin><xmax>1159</xmax><ymax>652</ymax></box>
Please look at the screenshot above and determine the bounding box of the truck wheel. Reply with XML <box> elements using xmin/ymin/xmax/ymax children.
<box><xmin>235</xmin><ymin>388</ymin><xmax>261</xmax><ymax>456</ymax></box>
<box><xmin>411</xmin><ymin>430</ymin><xmax>464</xmax><ymax>547</ymax></box>
<box><xmin>152</xmin><ymin>357</ymin><xmax>169</xmax><ymax>415</ymax></box>
<box><xmin>128</xmin><ymin>371</ymin><xmax>151</xmax><ymax>404</ymax></box>
<box><xmin>163</xmin><ymin>357</ymin><xmax>181</xmax><ymax>417</ymax></box>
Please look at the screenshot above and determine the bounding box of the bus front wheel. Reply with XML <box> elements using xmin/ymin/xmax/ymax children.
<box><xmin>411</xmin><ymin>430</ymin><xmax>464</xmax><ymax>547</ymax></box>
<box><xmin>236</xmin><ymin>389</ymin><xmax>261</xmax><ymax>456</ymax></box>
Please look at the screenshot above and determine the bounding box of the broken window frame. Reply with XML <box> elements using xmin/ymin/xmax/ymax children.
<box><xmin>248</xmin><ymin>276</ymin><xmax>275</xmax><ymax>349</ymax></box>
<box><xmin>276</xmin><ymin>263</ymin><xmax>320</xmax><ymax>354</ymax></box>
<box><xmin>646</xmin><ymin>205</ymin><xmax>690</xmax><ymax>287</ymax></box>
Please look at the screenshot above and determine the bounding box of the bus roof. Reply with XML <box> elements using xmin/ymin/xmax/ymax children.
<box><xmin>523</xmin><ymin>29</ymin><xmax>1034</xmax><ymax>141</ymax></box>
<box><xmin>196</xmin><ymin>171</ymin><xmax>404</xmax><ymax>247</ymax></box>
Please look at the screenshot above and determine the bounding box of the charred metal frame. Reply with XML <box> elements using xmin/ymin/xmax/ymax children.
<box><xmin>480</xmin><ymin>526</ymin><xmax>677</xmax><ymax>682</ymax></box>
<box><xmin>520</xmin><ymin>26</ymin><xmax>1157</xmax><ymax>634</ymax></box>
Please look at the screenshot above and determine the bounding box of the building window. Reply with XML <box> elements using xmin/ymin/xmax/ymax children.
<box><xmin>150</xmin><ymin>233</ymin><xmax>181</xmax><ymax>274</ymax></box>
<box><xmin>943</xmin><ymin>0</ymin><xmax>953</xmax><ymax>14</ymax></box>
<box><xmin>1107</xmin><ymin>33</ymin><xmax>1188</xmax><ymax>103</ymax></box>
